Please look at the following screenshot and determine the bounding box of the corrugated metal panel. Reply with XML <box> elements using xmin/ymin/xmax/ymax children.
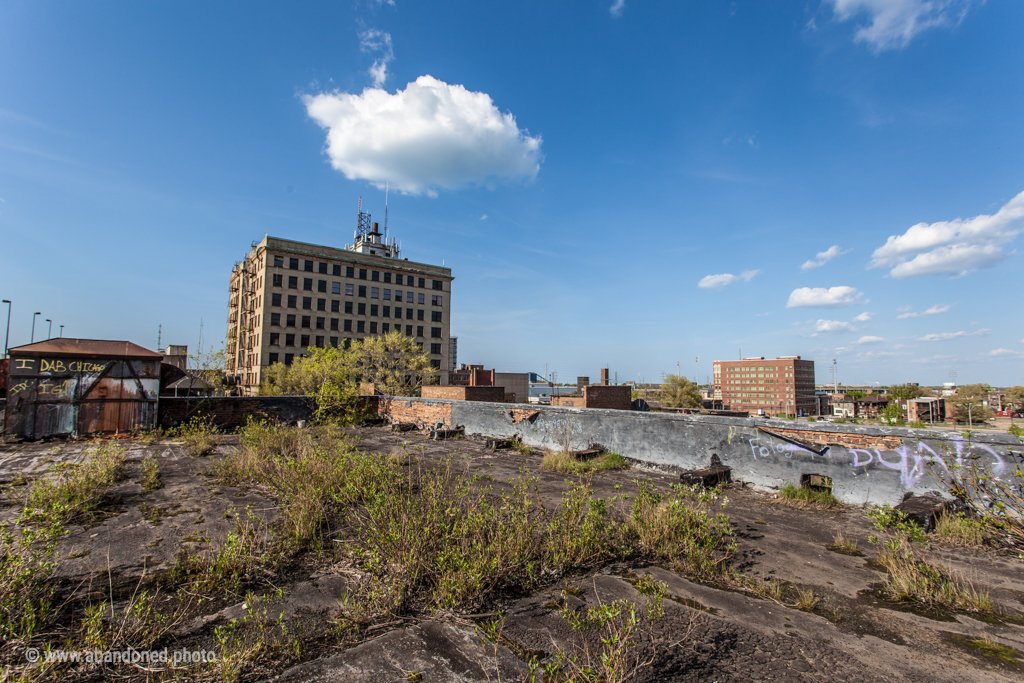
<box><xmin>4</xmin><ymin>345</ymin><xmax>160</xmax><ymax>440</ymax></box>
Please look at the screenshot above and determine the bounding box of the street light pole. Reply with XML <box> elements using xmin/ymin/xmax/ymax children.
<box><xmin>31</xmin><ymin>312</ymin><xmax>40</xmax><ymax>343</ymax></box>
<box><xmin>59</xmin><ymin>324</ymin><xmax>64</xmax><ymax>338</ymax></box>
<box><xmin>2</xmin><ymin>300</ymin><xmax>10</xmax><ymax>358</ymax></box>
<box><xmin>46</xmin><ymin>319</ymin><xmax>52</xmax><ymax>340</ymax></box>
<box><xmin>695</xmin><ymin>356</ymin><xmax>699</xmax><ymax>384</ymax></box>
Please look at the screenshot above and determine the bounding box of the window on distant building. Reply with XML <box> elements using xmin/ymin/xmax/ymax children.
<box><xmin>407</xmin><ymin>292</ymin><xmax>414</xmax><ymax>303</ymax></box>
<box><xmin>286</xmin><ymin>314</ymin><xmax>296</xmax><ymax>327</ymax></box>
<box><xmin>331</xmin><ymin>300</ymin><xmax>339</xmax><ymax>312</ymax></box>
<box><xmin>431</xmin><ymin>311</ymin><xmax>442</xmax><ymax>322</ymax></box>
<box><xmin>406</xmin><ymin>325</ymin><xmax>413</xmax><ymax>335</ymax></box>
<box><xmin>417</xmin><ymin>326</ymin><xmax>424</xmax><ymax>337</ymax></box>
<box><xmin>317</xmin><ymin>299</ymin><xmax>326</xmax><ymax>311</ymax></box>
<box><xmin>346</xmin><ymin>266</ymin><xmax>354</xmax><ymax>277</ymax></box>
<box><xmin>330</xmin><ymin>318</ymin><xmax>338</xmax><ymax>331</ymax></box>
<box><xmin>315</xmin><ymin>335</ymin><xmax>324</xmax><ymax>347</ymax></box>
<box><xmin>303</xmin><ymin>278</ymin><xmax>313</xmax><ymax>291</ymax></box>
<box><xmin>431</xmin><ymin>327</ymin><xmax>441</xmax><ymax>338</ymax></box>
<box><xmin>432</xmin><ymin>280</ymin><xmax>442</xmax><ymax>290</ymax></box>
<box><xmin>384</xmin><ymin>273</ymin><xmax>392</xmax><ymax>283</ymax></box>
<box><xmin>431</xmin><ymin>359</ymin><xmax>441</xmax><ymax>369</ymax></box>
<box><xmin>272</xmin><ymin>293</ymin><xmax>281</xmax><ymax>306</ymax></box>
<box><xmin>370</xmin><ymin>322</ymin><xmax>377</xmax><ymax>334</ymax></box>
<box><xmin>271</xmin><ymin>313</ymin><xmax>281</xmax><ymax>326</ymax></box>
<box><xmin>272</xmin><ymin>274</ymin><xmax>282</xmax><ymax>287</ymax></box>
<box><xmin>289</xmin><ymin>258</ymin><xmax>299</xmax><ymax>270</ymax></box>
<box><xmin>358</xmin><ymin>285</ymin><xmax>366</xmax><ymax>297</ymax></box>
<box><xmin>370</xmin><ymin>304</ymin><xmax>378</xmax><ymax>316</ymax></box>
<box><xmin>357</xmin><ymin>321</ymin><xmax>365</xmax><ymax>333</ymax></box>
<box><xmin>371</xmin><ymin>270</ymin><xmax>379</xmax><ymax>281</ymax></box>
<box><xmin>330</xmin><ymin>336</ymin><xmax>338</xmax><ymax>347</ymax></box>
<box><xmin>316</xmin><ymin>317</ymin><xmax>325</xmax><ymax>329</ymax></box>
<box><xmin>344</xmin><ymin>319</ymin><xmax>352</xmax><ymax>331</ymax></box>
<box><xmin>345</xmin><ymin>284</ymin><xmax>354</xmax><ymax>296</ymax></box>
<box><xmin>357</xmin><ymin>303</ymin><xmax>366</xmax><ymax>315</ymax></box>
<box><xmin>432</xmin><ymin>295</ymin><xmax>442</xmax><ymax>306</ymax></box>
<box><xmin>269</xmin><ymin>352</ymin><xmax>279</xmax><ymax>363</ymax></box>
<box><xmin>333</xmin><ymin>264</ymin><xmax>341</xmax><ymax>276</ymax></box>
<box><xmin>288</xmin><ymin>276</ymin><xmax>298</xmax><ymax>289</ymax></box>
<box><xmin>304</xmin><ymin>260</ymin><xmax>313</xmax><ymax>272</ymax></box>
<box><xmin>359</xmin><ymin>269</ymin><xmax>367</xmax><ymax>280</ymax></box>
<box><xmin>302</xmin><ymin>297</ymin><xmax>311</xmax><ymax>310</ymax></box>
<box><xmin>285</xmin><ymin>334</ymin><xmax>295</xmax><ymax>346</ymax></box>
<box><xmin>301</xmin><ymin>316</ymin><xmax>311</xmax><ymax>328</ymax></box>
<box><xmin>319</xmin><ymin>262</ymin><xmax>327</xmax><ymax>274</ymax></box>
<box><xmin>345</xmin><ymin>301</ymin><xmax>353</xmax><ymax>314</ymax></box>
<box><xmin>383</xmin><ymin>306</ymin><xmax>390</xmax><ymax>317</ymax></box>
<box><xmin>318</xmin><ymin>280</ymin><xmax>327</xmax><ymax>292</ymax></box>
<box><xmin>418</xmin><ymin>278</ymin><xmax>425</xmax><ymax>288</ymax></box>
<box><xmin>301</xmin><ymin>334</ymin><xmax>310</xmax><ymax>346</ymax></box>
<box><xmin>274</xmin><ymin>256</ymin><xmax>283</xmax><ymax>267</ymax></box>
<box><xmin>430</xmin><ymin>343</ymin><xmax>441</xmax><ymax>354</ymax></box>
<box><xmin>269</xmin><ymin>333</ymin><xmax>280</xmax><ymax>346</ymax></box>
<box><xmin>285</xmin><ymin>353</ymin><xmax>294</xmax><ymax>365</ymax></box>
<box><xmin>383</xmin><ymin>289</ymin><xmax>391</xmax><ymax>300</ymax></box>
<box><xmin>371</xmin><ymin>287</ymin><xmax>378</xmax><ymax>298</ymax></box>
<box><xmin>332</xmin><ymin>282</ymin><xmax>340</xmax><ymax>294</ymax></box>
<box><xmin>406</xmin><ymin>308</ymin><xmax>413</xmax><ymax>319</ymax></box>
<box><xmin>382</xmin><ymin>323</ymin><xmax>390</xmax><ymax>333</ymax></box>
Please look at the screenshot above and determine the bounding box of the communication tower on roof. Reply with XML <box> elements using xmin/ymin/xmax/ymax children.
<box><xmin>347</xmin><ymin>196</ymin><xmax>400</xmax><ymax>259</ymax></box>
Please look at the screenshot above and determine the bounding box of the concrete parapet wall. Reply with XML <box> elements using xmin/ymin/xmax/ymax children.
<box><xmin>371</xmin><ymin>395</ymin><xmax>1023</xmax><ymax>506</ymax></box>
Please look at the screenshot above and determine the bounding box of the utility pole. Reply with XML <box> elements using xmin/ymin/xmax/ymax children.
<box><xmin>59</xmin><ymin>324</ymin><xmax>64</xmax><ymax>338</ymax></box>
<box><xmin>695</xmin><ymin>356</ymin><xmax>699</xmax><ymax>384</ymax></box>
<box><xmin>31</xmin><ymin>312</ymin><xmax>40</xmax><ymax>343</ymax></box>
<box><xmin>2</xmin><ymin>300</ymin><xmax>10</xmax><ymax>358</ymax></box>
<box><xmin>46</xmin><ymin>319</ymin><xmax>52</xmax><ymax>340</ymax></box>
<box><xmin>158</xmin><ymin>323</ymin><xmax>162</xmax><ymax>352</ymax></box>
<box><xmin>832</xmin><ymin>358</ymin><xmax>838</xmax><ymax>394</ymax></box>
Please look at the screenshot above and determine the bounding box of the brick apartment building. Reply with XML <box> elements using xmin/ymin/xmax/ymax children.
<box><xmin>712</xmin><ymin>356</ymin><xmax>817</xmax><ymax>416</ymax></box>
<box><xmin>226</xmin><ymin>202</ymin><xmax>453</xmax><ymax>395</ymax></box>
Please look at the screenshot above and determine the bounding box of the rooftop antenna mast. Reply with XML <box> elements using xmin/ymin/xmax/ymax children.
<box><xmin>384</xmin><ymin>181</ymin><xmax>389</xmax><ymax>244</ymax></box>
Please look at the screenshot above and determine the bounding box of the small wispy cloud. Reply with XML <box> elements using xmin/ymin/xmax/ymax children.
<box><xmin>800</xmin><ymin>245</ymin><xmax>848</xmax><ymax>271</ymax></box>
<box><xmin>359</xmin><ymin>29</ymin><xmax>394</xmax><ymax>87</ymax></box>
<box><xmin>917</xmin><ymin>329</ymin><xmax>990</xmax><ymax>342</ymax></box>
<box><xmin>787</xmin><ymin>286</ymin><xmax>866</xmax><ymax>308</ymax></box>
<box><xmin>857</xmin><ymin>335</ymin><xmax>885</xmax><ymax>345</ymax></box>
<box><xmin>697</xmin><ymin>270</ymin><xmax>760</xmax><ymax>290</ymax></box>
<box><xmin>480</xmin><ymin>214</ymin><xmax>488</xmax><ymax>220</ymax></box>
<box><xmin>827</xmin><ymin>0</ymin><xmax>977</xmax><ymax>52</ymax></box>
<box><xmin>610</xmin><ymin>0</ymin><xmax>626</xmax><ymax>18</ymax></box>
<box><xmin>814</xmin><ymin>319</ymin><xmax>856</xmax><ymax>334</ymax></box>
<box><xmin>853</xmin><ymin>311</ymin><xmax>874</xmax><ymax>322</ymax></box>
<box><xmin>989</xmin><ymin>348</ymin><xmax>1022</xmax><ymax>358</ymax></box>
<box><xmin>896</xmin><ymin>303</ymin><xmax>950</xmax><ymax>320</ymax></box>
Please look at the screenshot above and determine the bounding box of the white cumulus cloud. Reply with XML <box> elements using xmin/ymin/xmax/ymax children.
<box><xmin>800</xmin><ymin>245</ymin><xmax>848</xmax><ymax>270</ymax></box>
<box><xmin>815</xmin><ymin>319</ymin><xmax>856</xmax><ymax>333</ymax></box>
<box><xmin>918</xmin><ymin>328</ymin><xmax>990</xmax><ymax>342</ymax></box>
<box><xmin>989</xmin><ymin>348</ymin><xmax>1021</xmax><ymax>357</ymax></box>
<box><xmin>870</xmin><ymin>191</ymin><xmax>1024</xmax><ymax>278</ymax></box>
<box><xmin>896</xmin><ymin>303</ymin><xmax>950</xmax><ymax>319</ymax></box>
<box><xmin>853</xmin><ymin>311</ymin><xmax>874</xmax><ymax>322</ymax></box>
<box><xmin>827</xmin><ymin>0</ymin><xmax>976</xmax><ymax>52</ymax></box>
<box><xmin>697</xmin><ymin>270</ymin><xmax>759</xmax><ymax>290</ymax></box>
<box><xmin>610</xmin><ymin>0</ymin><xmax>626</xmax><ymax>17</ymax></box>
<box><xmin>786</xmin><ymin>286</ymin><xmax>866</xmax><ymax>308</ymax></box>
<box><xmin>857</xmin><ymin>335</ymin><xmax>885</xmax><ymax>344</ymax></box>
<box><xmin>304</xmin><ymin>76</ymin><xmax>543</xmax><ymax>196</ymax></box>
<box><xmin>359</xmin><ymin>29</ymin><xmax>394</xmax><ymax>88</ymax></box>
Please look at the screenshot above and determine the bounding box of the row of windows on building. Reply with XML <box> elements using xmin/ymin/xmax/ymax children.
<box><xmin>269</xmin><ymin>341</ymin><xmax>445</xmax><ymax>368</ymax></box>
<box><xmin>269</xmin><ymin>323</ymin><xmax>442</xmax><ymax>342</ymax></box>
<box><xmin>270</xmin><ymin>274</ymin><xmax>444</xmax><ymax>305</ymax></box>
<box><xmin>270</xmin><ymin>308</ymin><xmax>442</xmax><ymax>327</ymax></box>
<box><xmin>271</xmin><ymin>255</ymin><xmax>445</xmax><ymax>290</ymax></box>
<box><xmin>271</xmin><ymin>292</ymin><xmax>442</xmax><ymax>311</ymax></box>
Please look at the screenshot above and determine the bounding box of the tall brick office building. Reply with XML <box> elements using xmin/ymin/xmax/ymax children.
<box><xmin>712</xmin><ymin>356</ymin><xmax>817</xmax><ymax>416</ymax></box>
<box><xmin>226</xmin><ymin>202</ymin><xmax>453</xmax><ymax>395</ymax></box>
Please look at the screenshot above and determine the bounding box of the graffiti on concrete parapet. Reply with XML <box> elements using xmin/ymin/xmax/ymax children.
<box><xmin>749</xmin><ymin>432</ymin><xmax>1011</xmax><ymax>490</ymax></box>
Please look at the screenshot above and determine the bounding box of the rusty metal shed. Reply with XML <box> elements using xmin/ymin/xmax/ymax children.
<box><xmin>4</xmin><ymin>338</ymin><xmax>162</xmax><ymax>440</ymax></box>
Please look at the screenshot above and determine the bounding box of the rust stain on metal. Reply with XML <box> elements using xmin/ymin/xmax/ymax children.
<box><xmin>4</xmin><ymin>339</ymin><xmax>161</xmax><ymax>440</ymax></box>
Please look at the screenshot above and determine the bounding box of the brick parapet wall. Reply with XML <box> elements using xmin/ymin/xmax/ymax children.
<box><xmin>765</xmin><ymin>427</ymin><xmax>902</xmax><ymax>451</ymax></box>
<box><xmin>583</xmin><ymin>385</ymin><xmax>632</xmax><ymax>410</ymax></box>
<box><xmin>550</xmin><ymin>395</ymin><xmax>584</xmax><ymax>407</ymax></box>
<box><xmin>158</xmin><ymin>396</ymin><xmax>314</xmax><ymax>431</ymax></box>
<box><xmin>421</xmin><ymin>386</ymin><xmax>505</xmax><ymax>402</ymax></box>
<box><xmin>376</xmin><ymin>396</ymin><xmax>453</xmax><ymax>427</ymax></box>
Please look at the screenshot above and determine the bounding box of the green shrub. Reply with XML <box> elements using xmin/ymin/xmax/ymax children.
<box><xmin>778</xmin><ymin>482</ymin><xmax>838</xmax><ymax>508</ymax></box>
<box><xmin>172</xmin><ymin>415</ymin><xmax>220</xmax><ymax>457</ymax></box>
<box><xmin>542</xmin><ymin>450</ymin><xmax>629</xmax><ymax>474</ymax></box>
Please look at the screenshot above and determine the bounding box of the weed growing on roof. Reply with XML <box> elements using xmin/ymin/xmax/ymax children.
<box><xmin>935</xmin><ymin>511</ymin><xmax>987</xmax><ymax>547</ymax></box>
<box><xmin>171</xmin><ymin>415</ymin><xmax>220</xmax><ymax>457</ymax></box>
<box><xmin>874</xmin><ymin>536</ymin><xmax>993</xmax><ymax>614</ymax></box>
<box><xmin>140</xmin><ymin>456</ymin><xmax>163</xmax><ymax>491</ymax></box>
<box><xmin>867</xmin><ymin>503</ymin><xmax>927</xmax><ymax>545</ymax></box>
<box><xmin>542</xmin><ymin>450</ymin><xmax>629</xmax><ymax>475</ymax></box>
<box><xmin>778</xmin><ymin>482</ymin><xmax>838</xmax><ymax>508</ymax></box>
<box><xmin>22</xmin><ymin>443</ymin><xmax>126</xmax><ymax>525</ymax></box>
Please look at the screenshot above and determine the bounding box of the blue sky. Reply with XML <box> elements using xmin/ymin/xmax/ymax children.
<box><xmin>1</xmin><ymin>0</ymin><xmax>1022</xmax><ymax>387</ymax></box>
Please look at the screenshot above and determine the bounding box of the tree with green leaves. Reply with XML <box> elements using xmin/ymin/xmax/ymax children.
<box><xmin>1004</xmin><ymin>386</ymin><xmax>1024</xmax><ymax>413</ymax></box>
<box><xmin>887</xmin><ymin>383</ymin><xmax>925</xmax><ymax>402</ymax></box>
<box><xmin>951</xmin><ymin>383</ymin><xmax>994</xmax><ymax>427</ymax></box>
<box><xmin>659</xmin><ymin>374</ymin><xmax>702</xmax><ymax>409</ymax></box>
<box><xmin>879</xmin><ymin>402</ymin><xmax>905</xmax><ymax>426</ymax></box>
<box><xmin>258</xmin><ymin>332</ymin><xmax>436</xmax><ymax>420</ymax></box>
